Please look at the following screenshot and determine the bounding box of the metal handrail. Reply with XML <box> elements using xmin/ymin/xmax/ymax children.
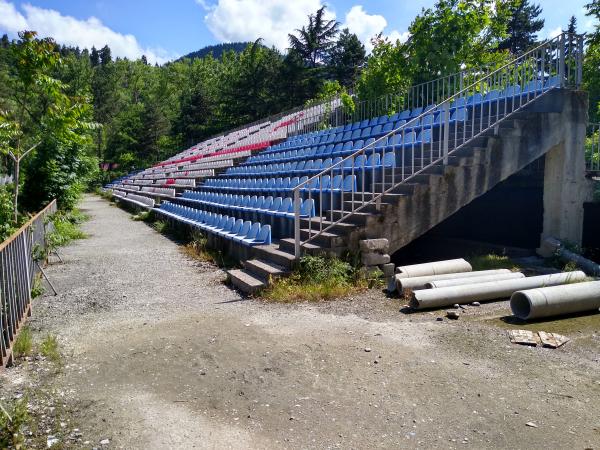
<box><xmin>1</xmin><ymin>200</ymin><xmax>57</xmax><ymax>368</ymax></box>
<box><xmin>292</xmin><ymin>33</ymin><xmax>585</xmax><ymax>256</ymax></box>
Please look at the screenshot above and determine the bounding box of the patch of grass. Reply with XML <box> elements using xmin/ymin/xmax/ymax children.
<box><xmin>152</xmin><ymin>220</ymin><xmax>169</xmax><ymax>234</ymax></box>
<box><xmin>39</xmin><ymin>334</ymin><xmax>61</xmax><ymax>364</ymax></box>
<box><xmin>0</xmin><ymin>397</ymin><xmax>29</xmax><ymax>449</ymax></box>
<box><xmin>31</xmin><ymin>276</ymin><xmax>45</xmax><ymax>299</ymax></box>
<box><xmin>183</xmin><ymin>231</ymin><xmax>238</xmax><ymax>268</ymax></box>
<box><xmin>132</xmin><ymin>210</ymin><xmax>152</xmax><ymax>222</ymax></box>
<box><xmin>262</xmin><ymin>255</ymin><xmax>378</xmax><ymax>302</ymax></box>
<box><xmin>468</xmin><ymin>254</ymin><xmax>521</xmax><ymax>272</ymax></box>
<box><xmin>47</xmin><ymin>210</ymin><xmax>88</xmax><ymax>248</ymax></box>
<box><xmin>13</xmin><ymin>325</ymin><xmax>33</xmax><ymax>358</ymax></box>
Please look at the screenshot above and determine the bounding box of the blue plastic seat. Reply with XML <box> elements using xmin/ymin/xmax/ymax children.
<box><xmin>252</xmin><ymin>224</ymin><xmax>271</xmax><ymax>245</ymax></box>
<box><xmin>240</xmin><ymin>222</ymin><xmax>260</xmax><ymax>244</ymax></box>
<box><xmin>232</xmin><ymin>221</ymin><xmax>252</xmax><ymax>242</ymax></box>
<box><xmin>360</xmin><ymin>127</ymin><xmax>371</xmax><ymax>139</ymax></box>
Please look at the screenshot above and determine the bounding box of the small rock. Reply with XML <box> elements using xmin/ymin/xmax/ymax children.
<box><xmin>453</xmin><ymin>304</ymin><xmax>460</xmax><ymax>309</ymax></box>
<box><xmin>47</xmin><ymin>436</ymin><xmax>60</xmax><ymax>448</ymax></box>
<box><xmin>436</xmin><ymin>317</ymin><xmax>443</xmax><ymax>322</ymax></box>
<box><xmin>471</xmin><ymin>302</ymin><xmax>481</xmax><ymax>307</ymax></box>
<box><xmin>525</xmin><ymin>422</ymin><xmax>538</xmax><ymax>428</ymax></box>
<box><xmin>100</xmin><ymin>438</ymin><xmax>110</xmax><ymax>445</ymax></box>
<box><xmin>364</xmin><ymin>347</ymin><xmax>372</xmax><ymax>353</ymax></box>
<box><xmin>446</xmin><ymin>310</ymin><xmax>460</xmax><ymax>320</ymax></box>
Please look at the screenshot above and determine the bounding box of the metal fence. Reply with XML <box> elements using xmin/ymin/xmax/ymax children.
<box><xmin>0</xmin><ymin>199</ymin><xmax>57</xmax><ymax>368</ymax></box>
<box><xmin>292</xmin><ymin>32</ymin><xmax>585</xmax><ymax>256</ymax></box>
<box><xmin>587</xmin><ymin>123</ymin><xmax>600</xmax><ymax>174</ymax></box>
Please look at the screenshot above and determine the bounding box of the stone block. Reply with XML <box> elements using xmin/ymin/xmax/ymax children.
<box><xmin>380</xmin><ymin>263</ymin><xmax>395</xmax><ymax>277</ymax></box>
<box><xmin>359</xmin><ymin>238</ymin><xmax>389</xmax><ymax>254</ymax></box>
<box><xmin>362</xmin><ymin>252</ymin><xmax>390</xmax><ymax>266</ymax></box>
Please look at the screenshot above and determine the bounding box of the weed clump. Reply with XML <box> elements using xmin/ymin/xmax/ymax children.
<box><xmin>468</xmin><ymin>254</ymin><xmax>520</xmax><ymax>272</ymax></box>
<box><xmin>262</xmin><ymin>255</ymin><xmax>382</xmax><ymax>302</ymax></box>
<box><xmin>40</xmin><ymin>334</ymin><xmax>61</xmax><ymax>364</ymax></box>
<box><xmin>13</xmin><ymin>326</ymin><xmax>33</xmax><ymax>357</ymax></box>
<box><xmin>0</xmin><ymin>397</ymin><xmax>29</xmax><ymax>449</ymax></box>
<box><xmin>47</xmin><ymin>210</ymin><xmax>88</xmax><ymax>248</ymax></box>
<box><xmin>184</xmin><ymin>231</ymin><xmax>237</xmax><ymax>268</ymax></box>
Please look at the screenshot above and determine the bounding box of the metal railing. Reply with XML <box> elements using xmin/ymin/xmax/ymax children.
<box><xmin>0</xmin><ymin>200</ymin><xmax>57</xmax><ymax>368</ymax></box>
<box><xmin>292</xmin><ymin>33</ymin><xmax>585</xmax><ymax>256</ymax></box>
<box><xmin>587</xmin><ymin>123</ymin><xmax>600</xmax><ymax>174</ymax></box>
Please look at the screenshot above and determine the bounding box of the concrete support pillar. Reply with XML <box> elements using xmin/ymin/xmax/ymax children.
<box><xmin>540</xmin><ymin>110</ymin><xmax>592</xmax><ymax>247</ymax></box>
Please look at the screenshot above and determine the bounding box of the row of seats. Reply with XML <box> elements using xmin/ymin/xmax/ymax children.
<box><xmin>203</xmin><ymin>174</ymin><xmax>357</xmax><ymax>193</ymax></box>
<box><xmin>158</xmin><ymin>203</ymin><xmax>272</xmax><ymax>246</ymax></box>
<box><xmin>180</xmin><ymin>192</ymin><xmax>316</xmax><ymax>218</ymax></box>
<box><xmin>226</xmin><ymin>152</ymin><xmax>397</xmax><ymax>178</ymax></box>
<box><xmin>244</xmin><ymin>109</ymin><xmax>466</xmax><ymax>166</ymax></box>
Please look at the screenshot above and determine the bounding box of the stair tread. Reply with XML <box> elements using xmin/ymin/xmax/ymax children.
<box><xmin>245</xmin><ymin>258</ymin><xmax>287</xmax><ymax>275</ymax></box>
<box><xmin>254</xmin><ymin>245</ymin><xmax>296</xmax><ymax>261</ymax></box>
<box><xmin>279</xmin><ymin>237</ymin><xmax>323</xmax><ymax>250</ymax></box>
<box><xmin>228</xmin><ymin>269</ymin><xmax>266</xmax><ymax>292</ymax></box>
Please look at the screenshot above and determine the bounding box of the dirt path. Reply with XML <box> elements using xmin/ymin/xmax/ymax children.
<box><xmin>4</xmin><ymin>195</ymin><xmax>599</xmax><ymax>449</ymax></box>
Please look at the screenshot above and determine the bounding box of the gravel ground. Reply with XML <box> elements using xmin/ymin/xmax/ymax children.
<box><xmin>1</xmin><ymin>194</ymin><xmax>599</xmax><ymax>449</ymax></box>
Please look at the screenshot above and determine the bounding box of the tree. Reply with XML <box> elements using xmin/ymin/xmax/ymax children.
<box><xmin>99</xmin><ymin>45</ymin><xmax>112</xmax><ymax>65</ymax></box>
<box><xmin>498</xmin><ymin>0</ymin><xmax>544</xmax><ymax>54</ymax></box>
<box><xmin>327</xmin><ymin>29</ymin><xmax>366</xmax><ymax>87</ymax></box>
<box><xmin>0</xmin><ymin>34</ymin><xmax>9</xmax><ymax>49</ymax></box>
<box><xmin>0</xmin><ymin>31</ymin><xmax>96</xmax><ymax>218</ymax></box>
<box><xmin>90</xmin><ymin>46</ymin><xmax>100</xmax><ymax>67</ymax></box>
<box><xmin>567</xmin><ymin>15</ymin><xmax>577</xmax><ymax>34</ymax></box>
<box><xmin>288</xmin><ymin>6</ymin><xmax>339</xmax><ymax>68</ymax></box>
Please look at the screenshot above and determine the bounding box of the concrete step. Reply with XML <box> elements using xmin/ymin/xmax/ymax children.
<box><xmin>300</xmin><ymin>217</ymin><xmax>356</xmax><ymax>234</ymax></box>
<box><xmin>253</xmin><ymin>245</ymin><xmax>297</xmax><ymax>269</ymax></box>
<box><xmin>227</xmin><ymin>269</ymin><xmax>266</xmax><ymax>294</ymax></box>
<box><xmin>244</xmin><ymin>259</ymin><xmax>287</xmax><ymax>282</ymax></box>
<box><xmin>323</xmin><ymin>209</ymin><xmax>378</xmax><ymax>225</ymax></box>
<box><xmin>299</xmin><ymin>228</ymin><xmax>347</xmax><ymax>247</ymax></box>
<box><xmin>279</xmin><ymin>238</ymin><xmax>326</xmax><ymax>254</ymax></box>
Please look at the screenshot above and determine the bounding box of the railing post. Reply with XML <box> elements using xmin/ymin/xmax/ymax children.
<box><xmin>442</xmin><ymin>102</ymin><xmax>450</xmax><ymax>165</ymax></box>
<box><xmin>293</xmin><ymin>188</ymin><xmax>301</xmax><ymax>258</ymax></box>
<box><xmin>559</xmin><ymin>33</ymin><xmax>566</xmax><ymax>87</ymax></box>
<box><xmin>577</xmin><ymin>35</ymin><xmax>584</xmax><ymax>87</ymax></box>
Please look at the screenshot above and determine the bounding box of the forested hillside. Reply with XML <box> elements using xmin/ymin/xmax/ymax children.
<box><xmin>0</xmin><ymin>0</ymin><xmax>598</xmax><ymax>239</ymax></box>
<box><xmin>177</xmin><ymin>42</ymin><xmax>252</xmax><ymax>61</ymax></box>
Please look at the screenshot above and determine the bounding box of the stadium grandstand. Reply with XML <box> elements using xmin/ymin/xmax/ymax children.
<box><xmin>105</xmin><ymin>32</ymin><xmax>597</xmax><ymax>293</ymax></box>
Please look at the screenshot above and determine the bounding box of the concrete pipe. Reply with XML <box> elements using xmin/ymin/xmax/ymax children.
<box><xmin>510</xmin><ymin>281</ymin><xmax>600</xmax><ymax>320</ymax></box>
<box><xmin>426</xmin><ymin>272</ymin><xmax>525</xmax><ymax>289</ymax></box>
<box><xmin>410</xmin><ymin>271</ymin><xmax>587</xmax><ymax>310</ymax></box>
<box><xmin>395</xmin><ymin>258</ymin><xmax>472</xmax><ymax>279</ymax></box>
<box><xmin>395</xmin><ymin>269</ymin><xmax>511</xmax><ymax>293</ymax></box>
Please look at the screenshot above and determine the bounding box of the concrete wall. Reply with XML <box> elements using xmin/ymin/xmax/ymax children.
<box><xmin>344</xmin><ymin>89</ymin><xmax>593</xmax><ymax>255</ymax></box>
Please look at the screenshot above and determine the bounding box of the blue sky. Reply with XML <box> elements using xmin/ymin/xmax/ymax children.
<box><xmin>0</xmin><ymin>0</ymin><xmax>595</xmax><ymax>64</ymax></box>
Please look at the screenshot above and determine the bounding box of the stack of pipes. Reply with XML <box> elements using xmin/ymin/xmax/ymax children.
<box><xmin>390</xmin><ymin>258</ymin><xmax>600</xmax><ymax>320</ymax></box>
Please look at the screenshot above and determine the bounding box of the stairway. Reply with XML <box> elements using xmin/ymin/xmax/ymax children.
<box><xmin>228</xmin><ymin>88</ymin><xmax>586</xmax><ymax>294</ymax></box>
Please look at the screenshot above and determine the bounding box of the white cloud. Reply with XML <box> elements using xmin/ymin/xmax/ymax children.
<box><xmin>204</xmin><ymin>0</ymin><xmax>326</xmax><ymax>52</ymax></box>
<box><xmin>342</xmin><ymin>5</ymin><xmax>408</xmax><ymax>52</ymax></box>
<box><xmin>202</xmin><ymin>1</ymin><xmax>408</xmax><ymax>54</ymax></box>
<box><xmin>547</xmin><ymin>26</ymin><xmax>563</xmax><ymax>39</ymax></box>
<box><xmin>0</xmin><ymin>1</ymin><xmax>174</xmax><ymax>64</ymax></box>
<box><xmin>343</xmin><ymin>5</ymin><xmax>386</xmax><ymax>48</ymax></box>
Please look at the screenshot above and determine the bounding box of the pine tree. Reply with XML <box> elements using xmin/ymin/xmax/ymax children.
<box><xmin>99</xmin><ymin>45</ymin><xmax>112</xmax><ymax>65</ymax></box>
<box><xmin>288</xmin><ymin>6</ymin><xmax>340</xmax><ymax>68</ymax></box>
<box><xmin>0</xmin><ymin>34</ymin><xmax>9</xmax><ymax>49</ymax></box>
<box><xmin>498</xmin><ymin>0</ymin><xmax>545</xmax><ymax>54</ymax></box>
<box><xmin>141</xmin><ymin>55</ymin><xmax>148</xmax><ymax>65</ymax></box>
<box><xmin>90</xmin><ymin>46</ymin><xmax>100</xmax><ymax>67</ymax></box>
<box><xmin>327</xmin><ymin>29</ymin><xmax>366</xmax><ymax>87</ymax></box>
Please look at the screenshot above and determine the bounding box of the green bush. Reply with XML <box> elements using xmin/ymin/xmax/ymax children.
<box><xmin>262</xmin><ymin>255</ymin><xmax>372</xmax><ymax>302</ymax></box>
<box><xmin>0</xmin><ymin>397</ymin><xmax>29</xmax><ymax>449</ymax></box>
<box><xmin>0</xmin><ymin>184</ymin><xmax>16</xmax><ymax>241</ymax></box>
<box><xmin>46</xmin><ymin>210</ymin><xmax>88</xmax><ymax>249</ymax></box>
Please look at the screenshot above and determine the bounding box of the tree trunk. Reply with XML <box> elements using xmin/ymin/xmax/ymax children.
<box><xmin>13</xmin><ymin>158</ymin><xmax>19</xmax><ymax>224</ymax></box>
